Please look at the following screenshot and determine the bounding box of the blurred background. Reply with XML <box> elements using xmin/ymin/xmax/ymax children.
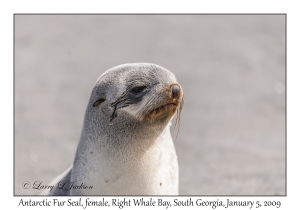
<box><xmin>15</xmin><ymin>15</ymin><xmax>285</xmax><ymax>195</ymax></box>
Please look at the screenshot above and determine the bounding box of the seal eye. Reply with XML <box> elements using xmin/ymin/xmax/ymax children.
<box><xmin>130</xmin><ymin>86</ymin><xmax>146</xmax><ymax>94</ymax></box>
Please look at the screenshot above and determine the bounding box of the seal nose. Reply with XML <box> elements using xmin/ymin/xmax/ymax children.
<box><xmin>171</xmin><ymin>84</ymin><xmax>181</xmax><ymax>98</ymax></box>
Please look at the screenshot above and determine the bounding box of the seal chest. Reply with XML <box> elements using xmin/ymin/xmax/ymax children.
<box><xmin>48</xmin><ymin>63</ymin><xmax>183</xmax><ymax>195</ymax></box>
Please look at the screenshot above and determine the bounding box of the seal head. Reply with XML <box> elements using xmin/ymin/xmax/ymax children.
<box><xmin>84</xmin><ymin>63</ymin><xmax>183</xmax><ymax>144</ymax></box>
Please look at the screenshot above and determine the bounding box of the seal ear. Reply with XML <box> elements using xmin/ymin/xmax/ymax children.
<box><xmin>93</xmin><ymin>98</ymin><xmax>105</xmax><ymax>107</ymax></box>
<box><xmin>92</xmin><ymin>85</ymin><xmax>107</xmax><ymax>107</ymax></box>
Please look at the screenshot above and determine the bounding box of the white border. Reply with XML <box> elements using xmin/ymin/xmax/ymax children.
<box><xmin>1</xmin><ymin>0</ymin><xmax>298</xmax><ymax>209</ymax></box>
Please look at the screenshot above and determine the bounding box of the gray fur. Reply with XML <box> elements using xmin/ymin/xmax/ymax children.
<box><xmin>46</xmin><ymin>63</ymin><xmax>183</xmax><ymax>195</ymax></box>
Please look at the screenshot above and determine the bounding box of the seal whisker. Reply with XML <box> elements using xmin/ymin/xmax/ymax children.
<box><xmin>173</xmin><ymin>95</ymin><xmax>184</xmax><ymax>140</ymax></box>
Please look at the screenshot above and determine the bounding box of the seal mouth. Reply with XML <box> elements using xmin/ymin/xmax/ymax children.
<box><xmin>150</xmin><ymin>103</ymin><xmax>178</xmax><ymax>115</ymax></box>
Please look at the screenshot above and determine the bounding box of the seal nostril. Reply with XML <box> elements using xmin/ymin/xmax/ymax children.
<box><xmin>171</xmin><ymin>84</ymin><xmax>180</xmax><ymax>98</ymax></box>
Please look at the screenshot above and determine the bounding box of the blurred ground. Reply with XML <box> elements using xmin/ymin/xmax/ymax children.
<box><xmin>14</xmin><ymin>15</ymin><xmax>285</xmax><ymax>195</ymax></box>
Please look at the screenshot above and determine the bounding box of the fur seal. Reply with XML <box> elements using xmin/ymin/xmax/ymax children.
<box><xmin>45</xmin><ymin>63</ymin><xmax>183</xmax><ymax>195</ymax></box>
